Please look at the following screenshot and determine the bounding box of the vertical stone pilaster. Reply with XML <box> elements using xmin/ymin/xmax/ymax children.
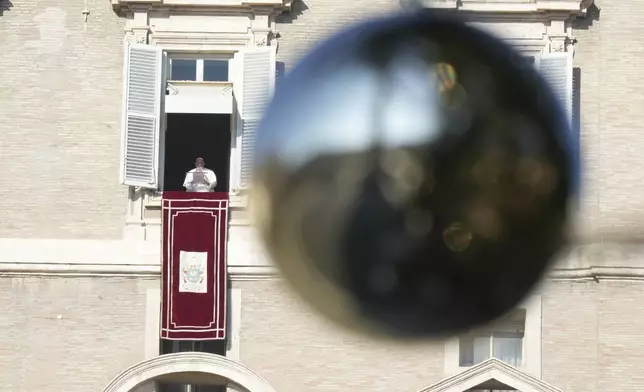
<box><xmin>249</xmin><ymin>7</ymin><xmax>276</xmax><ymax>47</ymax></box>
<box><xmin>124</xmin><ymin>6</ymin><xmax>150</xmax><ymax>44</ymax></box>
<box><xmin>547</xmin><ymin>19</ymin><xmax>572</xmax><ymax>53</ymax></box>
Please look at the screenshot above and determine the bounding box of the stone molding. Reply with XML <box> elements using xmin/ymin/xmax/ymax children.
<box><xmin>148</xmin><ymin>31</ymin><xmax>251</xmax><ymax>52</ymax></box>
<box><xmin>0</xmin><ymin>263</ymin><xmax>279</xmax><ymax>279</ymax></box>
<box><xmin>114</xmin><ymin>0</ymin><xmax>290</xmax><ymax>48</ymax></box>
<box><xmin>0</xmin><ymin>237</ymin><xmax>279</xmax><ymax>279</ymax></box>
<box><xmin>423</xmin><ymin>0</ymin><xmax>593</xmax><ymax>16</ymax></box>
<box><xmin>3</xmin><ymin>262</ymin><xmax>644</xmax><ymax>282</ymax></box>
<box><xmin>111</xmin><ymin>0</ymin><xmax>292</xmax><ymax>13</ymax></box>
<box><xmin>550</xmin><ymin>266</ymin><xmax>644</xmax><ymax>281</ymax></box>
<box><xmin>102</xmin><ymin>352</ymin><xmax>277</xmax><ymax>392</ymax></box>
<box><xmin>419</xmin><ymin>358</ymin><xmax>561</xmax><ymax>392</ymax></box>
<box><xmin>426</xmin><ymin>0</ymin><xmax>596</xmax><ymax>56</ymax></box>
<box><xmin>0</xmin><ymin>239</ymin><xmax>644</xmax><ymax>281</ymax></box>
<box><xmin>124</xmin><ymin>30</ymin><xmax>148</xmax><ymax>44</ymax></box>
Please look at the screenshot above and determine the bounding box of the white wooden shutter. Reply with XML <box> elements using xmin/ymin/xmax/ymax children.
<box><xmin>275</xmin><ymin>61</ymin><xmax>286</xmax><ymax>93</ymax></box>
<box><xmin>537</xmin><ymin>52</ymin><xmax>573</xmax><ymax>127</ymax></box>
<box><xmin>237</xmin><ymin>46</ymin><xmax>277</xmax><ymax>188</ymax></box>
<box><xmin>119</xmin><ymin>43</ymin><xmax>166</xmax><ymax>188</ymax></box>
<box><xmin>572</xmin><ymin>67</ymin><xmax>581</xmax><ymax>136</ymax></box>
<box><xmin>230</xmin><ymin>52</ymin><xmax>243</xmax><ymax>192</ymax></box>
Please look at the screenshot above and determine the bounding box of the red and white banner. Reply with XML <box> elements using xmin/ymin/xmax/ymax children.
<box><xmin>161</xmin><ymin>192</ymin><xmax>228</xmax><ymax>340</ymax></box>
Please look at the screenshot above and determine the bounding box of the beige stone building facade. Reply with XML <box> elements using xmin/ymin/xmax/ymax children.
<box><xmin>1</xmin><ymin>0</ymin><xmax>643</xmax><ymax>391</ymax></box>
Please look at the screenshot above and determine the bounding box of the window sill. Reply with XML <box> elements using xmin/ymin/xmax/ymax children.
<box><xmin>456</xmin><ymin>362</ymin><xmax>525</xmax><ymax>372</ymax></box>
<box><xmin>167</xmin><ymin>80</ymin><xmax>232</xmax><ymax>86</ymax></box>
<box><xmin>142</xmin><ymin>192</ymin><xmax>247</xmax><ymax>209</ymax></box>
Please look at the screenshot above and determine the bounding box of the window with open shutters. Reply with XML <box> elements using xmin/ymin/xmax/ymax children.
<box><xmin>120</xmin><ymin>44</ymin><xmax>276</xmax><ymax>194</ymax></box>
<box><xmin>120</xmin><ymin>43</ymin><xmax>167</xmax><ymax>189</ymax></box>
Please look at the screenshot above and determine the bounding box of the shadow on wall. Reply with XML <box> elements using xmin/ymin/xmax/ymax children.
<box><xmin>0</xmin><ymin>0</ymin><xmax>12</xmax><ymax>16</ymax></box>
<box><xmin>572</xmin><ymin>3</ymin><xmax>600</xmax><ymax>30</ymax></box>
<box><xmin>275</xmin><ymin>0</ymin><xmax>309</xmax><ymax>24</ymax></box>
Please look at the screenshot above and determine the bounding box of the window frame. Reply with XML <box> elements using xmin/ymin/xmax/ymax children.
<box><xmin>122</xmin><ymin>44</ymin><xmax>276</xmax><ymax>209</ymax></box>
<box><xmin>163</xmin><ymin>48</ymin><xmax>276</xmax><ymax>196</ymax></box>
<box><xmin>444</xmin><ymin>295</ymin><xmax>542</xmax><ymax>378</ymax></box>
<box><xmin>458</xmin><ymin>325</ymin><xmax>526</xmax><ymax>368</ymax></box>
<box><xmin>168</xmin><ymin>53</ymin><xmax>233</xmax><ymax>83</ymax></box>
<box><xmin>162</xmin><ymin>51</ymin><xmax>236</xmax><ymax>194</ymax></box>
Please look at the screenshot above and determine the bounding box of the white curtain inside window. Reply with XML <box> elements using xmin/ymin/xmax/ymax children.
<box><xmin>492</xmin><ymin>332</ymin><xmax>523</xmax><ymax>367</ymax></box>
<box><xmin>473</xmin><ymin>336</ymin><xmax>491</xmax><ymax>364</ymax></box>
<box><xmin>460</xmin><ymin>326</ymin><xmax>524</xmax><ymax>368</ymax></box>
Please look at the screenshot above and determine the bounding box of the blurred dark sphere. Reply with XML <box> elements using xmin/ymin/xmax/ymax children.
<box><xmin>252</xmin><ymin>10</ymin><xmax>576</xmax><ymax>340</ymax></box>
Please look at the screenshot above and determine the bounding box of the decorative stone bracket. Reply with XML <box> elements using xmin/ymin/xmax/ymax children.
<box><xmin>124</xmin><ymin>29</ymin><xmax>148</xmax><ymax>44</ymax></box>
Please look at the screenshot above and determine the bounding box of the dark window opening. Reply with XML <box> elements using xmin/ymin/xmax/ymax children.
<box><xmin>163</xmin><ymin>113</ymin><xmax>232</xmax><ymax>193</ymax></box>
<box><xmin>203</xmin><ymin>60</ymin><xmax>229</xmax><ymax>82</ymax></box>
<box><xmin>157</xmin><ymin>339</ymin><xmax>227</xmax><ymax>392</ymax></box>
<box><xmin>160</xmin><ymin>339</ymin><xmax>227</xmax><ymax>354</ymax></box>
<box><xmin>524</xmin><ymin>56</ymin><xmax>536</xmax><ymax>65</ymax></box>
<box><xmin>571</xmin><ymin>66</ymin><xmax>581</xmax><ymax>197</ymax></box>
<box><xmin>170</xmin><ymin>59</ymin><xmax>197</xmax><ymax>81</ymax></box>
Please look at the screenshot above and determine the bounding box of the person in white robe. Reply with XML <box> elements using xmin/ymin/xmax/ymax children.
<box><xmin>183</xmin><ymin>157</ymin><xmax>217</xmax><ymax>192</ymax></box>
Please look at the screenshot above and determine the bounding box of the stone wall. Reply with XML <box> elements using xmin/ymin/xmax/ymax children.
<box><xmin>237</xmin><ymin>277</ymin><xmax>644</xmax><ymax>392</ymax></box>
<box><xmin>571</xmin><ymin>1</ymin><xmax>644</xmax><ymax>241</ymax></box>
<box><xmin>0</xmin><ymin>0</ymin><xmax>127</xmax><ymax>239</ymax></box>
<box><xmin>0</xmin><ymin>276</ymin><xmax>155</xmax><ymax>392</ymax></box>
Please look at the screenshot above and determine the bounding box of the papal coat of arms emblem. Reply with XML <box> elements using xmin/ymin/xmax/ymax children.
<box><xmin>179</xmin><ymin>251</ymin><xmax>208</xmax><ymax>293</ymax></box>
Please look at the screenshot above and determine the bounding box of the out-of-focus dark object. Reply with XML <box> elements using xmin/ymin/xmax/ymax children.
<box><xmin>252</xmin><ymin>10</ymin><xmax>576</xmax><ymax>340</ymax></box>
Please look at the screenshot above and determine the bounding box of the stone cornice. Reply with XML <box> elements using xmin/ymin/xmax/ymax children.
<box><xmin>550</xmin><ymin>266</ymin><xmax>644</xmax><ymax>281</ymax></box>
<box><xmin>0</xmin><ymin>262</ymin><xmax>160</xmax><ymax>278</ymax></box>
<box><xmin>148</xmin><ymin>30</ymin><xmax>252</xmax><ymax>51</ymax></box>
<box><xmin>0</xmin><ymin>239</ymin><xmax>643</xmax><ymax>281</ymax></box>
<box><xmin>1</xmin><ymin>263</ymin><xmax>643</xmax><ymax>282</ymax></box>
<box><xmin>424</xmin><ymin>0</ymin><xmax>593</xmax><ymax>17</ymax></box>
<box><xmin>111</xmin><ymin>0</ymin><xmax>292</xmax><ymax>13</ymax></box>
<box><xmin>0</xmin><ymin>262</ymin><xmax>279</xmax><ymax>280</ymax></box>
